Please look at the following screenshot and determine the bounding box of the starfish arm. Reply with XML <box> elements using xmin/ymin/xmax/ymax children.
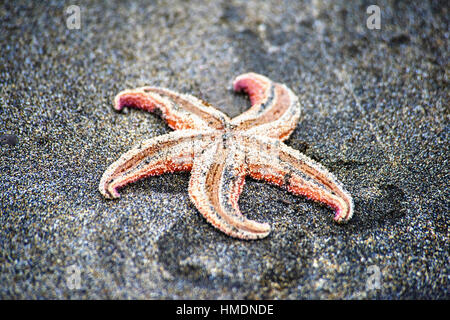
<box><xmin>245</xmin><ymin>136</ymin><xmax>353</xmax><ymax>222</ymax></box>
<box><xmin>232</xmin><ymin>72</ymin><xmax>274</xmax><ymax>118</ymax></box>
<box><xmin>231</xmin><ymin>72</ymin><xmax>301</xmax><ymax>141</ymax></box>
<box><xmin>114</xmin><ymin>87</ymin><xmax>229</xmax><ymax>130</ymax></box>
<box><xmin>188</xmin><ymin>141</ymin><xmax>271</xmax><ymax>240</ymax></box>
<box><xmin>99</xmin><ymin>130</ymin><xmax>209</xmax><ymax>199</ymax></box>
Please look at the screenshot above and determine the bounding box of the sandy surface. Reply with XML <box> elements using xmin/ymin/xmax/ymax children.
<box><xmin>0</xmin><ymin>0</ymin><xmax>448</xmax><ymax>299</ymax></box>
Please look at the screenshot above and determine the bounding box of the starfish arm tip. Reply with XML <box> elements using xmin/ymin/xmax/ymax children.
<box><xmin>100</xmin><ymin>189</ymin><xmax>120</xmax><ymax>200</ymax></box>
<box><xmin>229</xmin><ymin>222</ymin><xmax>271</xmax><ymax>240</ymax></box>
<box><xmin>237</xmin><ymin>221</ymin><xmax>272</xmax><ymax>240</ymax></box>
<box><xmin>232</xmin><ymin>72</ymin><xmax>262</xmax><ymax>91</ymax></box>
<box><xmin>257</xmin><ymin>223</ymin><xmax>272</xmax><ymax>239</ymax></box>
<box><xmin>232</xmin><ymin>77</ymin><xmax>245</xmax><ymax>92</ymax></box>
<box><xmin>113</xmin><ymin>94</ymin><xmax>126</xmax><ymax>111</ymax></box>
<box><xmin>332</xmin><ymin>202</ymin><xmax>354</xmax><ymax>223</ymax></box>
<box><xmin>99</xmin><ymin>179</ymin><xmax>121</xmax><ymax>199</ymax></box>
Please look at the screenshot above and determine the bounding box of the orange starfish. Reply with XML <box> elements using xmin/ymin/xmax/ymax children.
<box><xmin>99</xmin><ymin>73</ymin><xmax>353</xmax><ymax>239</ymax></box>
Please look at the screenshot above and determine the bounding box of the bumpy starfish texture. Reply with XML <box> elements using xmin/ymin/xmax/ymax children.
<box><xmin>99</xmin><ymin>73</ymin><xmax>353</xmax><ymax>239</ymax></box>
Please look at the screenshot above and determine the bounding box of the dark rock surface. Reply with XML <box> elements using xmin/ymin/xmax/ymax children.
<box><xmin>0</xmin><ymin>0</ymin><xmax>448</xmax><ymax>299</ymax></box>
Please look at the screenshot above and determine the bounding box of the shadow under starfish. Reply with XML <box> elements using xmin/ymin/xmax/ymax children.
<box><xmin>99</xmin><ymin>73</ymin><xmax>353</xmax><ymax>240</ymax></box>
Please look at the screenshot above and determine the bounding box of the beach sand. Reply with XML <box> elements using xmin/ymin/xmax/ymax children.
<box><xmin>0</xmin><ymin>0</ymin><xmax>448</xmax><ymax>299</ymax></box>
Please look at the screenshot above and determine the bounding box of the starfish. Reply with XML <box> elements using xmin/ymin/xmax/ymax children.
<box><xmin>99</xmin><ymin>73</ymin><xmax>353</xmax><ymax>239</ymax></box>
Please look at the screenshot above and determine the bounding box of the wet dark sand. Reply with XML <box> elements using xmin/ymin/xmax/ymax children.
<box><xmin>0</xmin><ymin>0</ymin><xmax>448</xmax><ymax>299</ymax></box>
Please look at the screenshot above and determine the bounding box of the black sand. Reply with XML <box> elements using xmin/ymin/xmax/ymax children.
<box><xmin>0</xmin><ymin>0</ymin><xmax>448</xmax><ymax>299</ymax></box>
